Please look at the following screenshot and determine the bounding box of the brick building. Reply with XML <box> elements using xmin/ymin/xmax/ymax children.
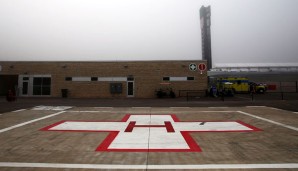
<box><xmin>0</xmin><ymin>61</ymin><xmax>207</xmax><ymax>98</ymax></box>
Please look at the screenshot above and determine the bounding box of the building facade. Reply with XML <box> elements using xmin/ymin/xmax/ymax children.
<box><xmin>0</xmin><ymin>61</ymin><xmax>207</xmax><ymax>98</ymax></box>
<box><xmin>200</xmin><ymin>6</ymin><xmax>212</xmax><ymax>70</ymax></box>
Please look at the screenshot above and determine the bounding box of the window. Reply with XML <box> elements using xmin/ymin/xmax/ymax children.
<box><xmin>163</xmin><ymin>77</ymin><xmax>170</xmax><ymax>81</ymax></box>
<box><xmin>33</xmin><ymin>77</ymin><xmax>51</xmax><ymax>95</ymax></box>
<box><xmin>91</xmin><ymin>77</ymin><xmax>98</xmax><ymax>81</ymax></box>
<box><xmin>127</xmin><ymin>76</ymin><xmax>134</xmax><ymax>81</ymax></box>
<box><xmin>110</xmin><ymin>83</ymin><xmax>122</xmax><ymax>94</ymax></box>
<box><xmin>187</xmin><ymin>77</ymin><xmax>195</xmax><ymax>81</ymax></box>
<box><xmin>65</xmin><ymin>77</ymin><xmax>72</xmax><ymax>81</ymax></box>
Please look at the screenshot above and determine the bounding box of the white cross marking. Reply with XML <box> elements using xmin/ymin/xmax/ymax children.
<box><xmin>189</xmin><ymin>64</ymin><xmax>197</xmax><ymax>71</ymax></box>
<box><xmin>41</xmin><ymin>114</ymin><xmax>261</xmax><ymax>152</ymax></box>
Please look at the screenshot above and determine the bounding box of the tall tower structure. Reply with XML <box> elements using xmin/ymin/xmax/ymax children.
<box><xmin>200</xmin><ymin>6</ymin><xmax>212</xmax><ymax>70</ymax></box>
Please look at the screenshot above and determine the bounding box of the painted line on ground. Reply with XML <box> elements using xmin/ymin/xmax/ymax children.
<box><xmin>246</xmin><ymin>106</ymin><xmax>266</xmax><ymax>108</ymax></box>
<box><xmin>237</xmin><ymin>111</ymin><xmax>298</xmax><ymax>132</ymax></box>
<box><xmin>201</xmin><ymin>111</ymin><xmax>236</xmax><ymax>113</ymax></box>
<box><xmin>67</xmin><ymin>111</ymin><xmax>103</xmax><ymax>113</ymax></box>
<box><xmin>67</xmin><ymin>110</ymin><xmax>120</xmax><ymax>113</ymax></box>
<box><xmin>269</xmin><ymin>107</ymin><xmax>283</xmax><ymax>111</ymax></box>
<box><xmin>0</xmin><ymin>111</ymin><xmax>65</xmax><ymax>133</ymax></box>
<box><xmin>148</xmin><ymin>163</ymin><xmax>298</xmax><ymax>169</ymax></box>
<box><xmin>208</xmin><ymin>107</ymin><xmax>229</xmax><ymax>108</ymax></box>
<box><xmin>0</xmin><ymin>162</ymin><xmax>297</xmax><ymax>170</ymax></box>
<box><xmin>131</xmin><ymin>107</ymin><xmax>152</xmax><ymax>108</ymax></box>
<box><xmin>170</xmin><ymin>107</ymin><xmax>190</xmax><ymax>109</ymax></box>
<box><xmin>94</xmin><ymin>107</ymin><xmax>114</xmax><ymax>109</ymax></box>
<box><xmin>234</xmin><ymin>96</ymin><xmax>251</xmax><ymax>100</ymax></box>
<box><xmin>12</xmin><ymin>109</ymin><xmax>26</xmax><ymax>113</ymax></box>
<box><xmin>32</xmin><ymin>106</ymin><xmax>72</xmax><ymax>111</ymax></box>
<box><xmin>293</xmin><ymin>112</ymin><xmax>298</xmax><ymax>114</ymax></box>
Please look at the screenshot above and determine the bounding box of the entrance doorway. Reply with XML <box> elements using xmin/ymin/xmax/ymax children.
<box><xmin>19</xmin><ymin>75</ymin><xmax>51</xmax><ymax>96</ymax></box>
<box><xmin>0</xmin><ymin>75</ymin><xmax>18</xmax><ymax>96</ymax></box>
<box><xmin>127</xmin><ymin>81</ymin><xmax>134</xmax><ymax>97</ymax></box>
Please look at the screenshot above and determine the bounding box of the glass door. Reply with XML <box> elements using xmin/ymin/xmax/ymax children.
<box><xmin>22</xmin><ymin>82</ymin><xmax>28</xmax><ymax>95</ymax></box>
<box><xmin>21</xmin><ymin>77</ymin><xmax>29</xmax><ymax>96</ymax></box>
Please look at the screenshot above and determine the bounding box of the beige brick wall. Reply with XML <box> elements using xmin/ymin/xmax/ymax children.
<box><xmin>0</xmin><ymin>61</ymin><xmax>208</xmax><ymax>98</ymax></box>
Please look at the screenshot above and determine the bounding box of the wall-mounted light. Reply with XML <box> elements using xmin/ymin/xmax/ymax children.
<box><xmin>9</xmin><ymin>65</ymin><xmax>14</xmax><ymax>69</ymax></box>
<box><xmin>127</xmin><ymin>75</ymin><xmax>134</xmax><ymax>81</ymax></box>
<box><xmin>124</xmin><ymin>65</ymin><xmax>128</xmax><ymax>69</ymax></box>
<box><xmin>62</xmin><ymin>65</ymin><xmax>67</xmax><ymax>69</ymax></box>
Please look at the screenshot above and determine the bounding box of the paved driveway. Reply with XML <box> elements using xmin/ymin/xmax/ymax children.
<box><xmin>0</xmin><ymin>106</ymin><xmax>297</xmax><ymax>170</ymax></box>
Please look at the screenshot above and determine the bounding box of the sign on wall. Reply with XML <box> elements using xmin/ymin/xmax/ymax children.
<box><xmin>198</xmin><ymin>63</ymin><xmax>207</xmax><ymax>74</ymax></box>
<box><xmin>189</xmin><ymin>63</ymin><xmax>197</xmax><ymax>71</ymax></box>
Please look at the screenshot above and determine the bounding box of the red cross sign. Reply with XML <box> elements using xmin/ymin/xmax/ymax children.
<box><xmin>198</xmin><ymin>63</ymin><xmax>207</xmax><ymax>71</ymax></box>
<box><xmin>41</xmin><ymin>114</ymin><xmax>261</xmax><ymax>152</ymax></box>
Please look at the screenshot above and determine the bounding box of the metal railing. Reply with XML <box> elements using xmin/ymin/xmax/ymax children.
<box><xmin>179</xmin><ymin>90</ymin><xmax>206</xmax><ymax>97</ymax></box>
<box><xmin>185</xmin><ymin>91</ymin><xmax>206</xmax><ymax>101</ymax></box>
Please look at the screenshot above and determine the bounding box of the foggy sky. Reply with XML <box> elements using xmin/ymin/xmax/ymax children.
<box><xmin>0</xmin><ymin>0</ymin><xmax>297</xmax><ymax>65</ymax></box>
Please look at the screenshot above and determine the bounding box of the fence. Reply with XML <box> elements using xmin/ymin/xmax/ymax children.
<box><xmin>183</xmin><ymin>81</ymin><xmax>298</xmax><ymax>101</ymax></box>
<box><xmin>185</xmin><ymin>91</ymin><xmax>207</xmax><ymax>101</ymax></box>
<box><xmin>178</xmin><ymin>90</ymin><xmax>207</xmax><ymax>97</ymax></box>
<box><xmin>235</xmin><ymin>92</ymin><xmax>298</xmax><ymax>101</ymax></box>
<box><xmin>178</xmin><ymin>90</ymin><xmax>207</xmax><ymax>101</ymax></box>
<box><xmin>262</xmin><ymin>81</ymin><xmax>297</xmax><ymax>92</ymax></box>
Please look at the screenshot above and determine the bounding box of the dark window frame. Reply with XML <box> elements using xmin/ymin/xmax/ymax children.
<box><xmin>65</xmin><ymin>77</ymin><xmax>72</xmax><ymax>81</ymax></box>
<box><xmin>110</xmin><ymin>83</ymin><xmax>123</xmax><ymax>94</ymax></box>
<box><xmin>187</xmin><ymin>77</ymin><xmax>195</xmax><ymax>81</ymax></box>
<box><xmin>163</xmin><ymin>77</ymin><xmax>170</xmax><ymax>81</ymax></box>
<box><xmin>91</xmin><ymin>77</ymin><xmax>98</xmax><ymax>81</ymax></box>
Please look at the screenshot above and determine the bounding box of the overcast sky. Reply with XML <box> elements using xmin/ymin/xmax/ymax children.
<box><xmin>0</xmin><ymin>0</ymin><xmax>297</xmax><ymax>65</ymax></box>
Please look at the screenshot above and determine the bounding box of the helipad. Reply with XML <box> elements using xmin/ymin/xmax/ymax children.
<box><xmin>0</xmin><ymin>106</ymin><xmax>297</xmax><ymax>170</ymax></box>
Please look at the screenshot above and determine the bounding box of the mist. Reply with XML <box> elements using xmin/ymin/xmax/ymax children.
<box><xmin>0</xmin><ymin>0</ymin><xmax>297</xmax><ymax>65</ymax></box>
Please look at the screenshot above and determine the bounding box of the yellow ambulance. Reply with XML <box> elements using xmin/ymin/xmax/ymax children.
<box><xmin>217</xmin><ymin>77</ymin><xmax>266</xmax><ymax>94</ymax></box>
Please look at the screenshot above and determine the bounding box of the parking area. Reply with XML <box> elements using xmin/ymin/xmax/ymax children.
<box><xmin>0</xmin><ymin>105</ymin><xmax>297</xmax><ymax>170</ymax></box>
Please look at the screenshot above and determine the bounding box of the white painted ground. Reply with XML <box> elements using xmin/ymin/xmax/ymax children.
<box><xmin>47</xmin><ymin>115</ymin><xmax>255</xmax><ymax>151</ymax></box>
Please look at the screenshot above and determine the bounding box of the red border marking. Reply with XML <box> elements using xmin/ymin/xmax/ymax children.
<box><xmin>39</xmin><ymin>120</ymin><xmax>66</xmax><ymax>131</ymax></box>
<box><xmin>236</xmin><ymin>120</ymin><xmax>262</xmax><ymax>131</ymax></box>
<box><xmin>170</xmin><ymin>114</ymin><xmax>180</xmax><ymax>121</ymax></box>
<box><xmin>40</xmin><ymin>114</ymin><xmax>262</xmax><ymax>152</ymax></box>
<box><xmin>121</xmin><ymin>114</ymin><xmax>130</xmax><ymax>122</ymax></box>
<box><xmin>95</xmin><ymin>131</ymin><xmax>119</xmax><ymax>151</ymax></box>
<box><xmin>181</xmin><ymin>131</ymin><xmax>202</xmax><ymax>152</ymax></box>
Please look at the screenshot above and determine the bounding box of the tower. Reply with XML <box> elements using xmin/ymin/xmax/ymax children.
<box><xmin>200</xmin><ymin>6</ymin><xmax>212</xmax><ymax>70</ymax></box>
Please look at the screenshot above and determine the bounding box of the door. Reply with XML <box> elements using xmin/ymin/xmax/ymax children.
<box><xmin>0</xmin><ymin>75</ymin><xmax>18</xmax><ymax>96</ymax></box>
<box><xmin>127</xmin><ymin>81</ymin><xmax>134</xmax><ymax>97</ymax></box>
<box><xmin>22</xmin><ymin>82</ymin><xmax>29</xmax><ymax>95</ymax></box>
<box><xmin>21</xmin><ymin>77</ymin><xmax>29</xmax><ymax>96</ymax></box>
